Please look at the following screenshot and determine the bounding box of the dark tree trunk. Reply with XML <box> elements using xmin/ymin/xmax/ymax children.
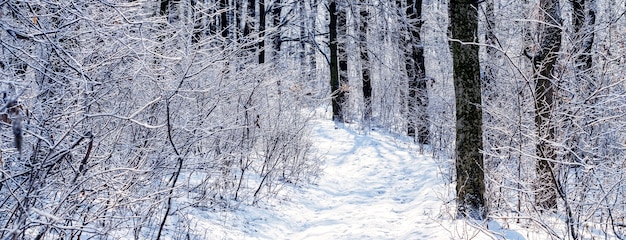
<box><xmin>405</xmin><ymin>0</ymin><xmax>428</xmax><ymax>144</ymax></box>
<box><xmin>220</xmin><ymin>0</ymin><xmax>229</xmax><ymax>39</ymax></box>
<box><xmin>567</xmin><ymin>0</ymin><xmax>596</xmax><ymax>172</ymax></box>
<box><xmin>571</xmin><ymin>0</ymin><xmax>595</xmax><ymax>71</ymax></box>
<box><xmin>160</xmin><ymin>0</ymin><xmax>180</xmax><ymax>24</ymax></box>
<box><xmin>329</xmin><ymin>0</ymin><xmax>342</xmax><ymax>122</ymax></box>
<box><xmin>259</xmin><ymin>0</ymin><xmax>266</xmax><ymax>63</ymax></box>
<box><xmin>272</xmin><ymin>0</ymin><xmax>282</xmax><ymax>93</ymax></box>
<box><xmin>272</xmin><ymin>0</ymin><xmax>282</xmax><ymax>61</ymax></box>
<box><xmin>525</xmin><ymin>0</ymin><xmax>562</xmax><ymax>211</ymax></box>
<box><xmin>244</xmin><ymin>0</ymin><xmax>255</xmax><ymax>37</ymax></box>
<box><xmin>337</xmin><ymin>0</ymin><xmax>348</xmax><ymax>120</ymax></box>
<box><xmin>235</xmin><ymin>0</ymin><xmax>241</xmax><ymax>42</ymax></box>
<box><xmin>359</xmin><ymin>0</ymin><xmax>372</xmax><ymax>121</ymax></box>
<box><xmin>240</xmin><ymin>0</ymin><xmax>257</xmax><ymax>57</ymax></box>
<box><xmin>449</xmin><ymin>0</ymin><xmax>486</xmax><ymax>220</ymax></box>
<box><xmin>160</xmin><ymin>0</ymin><xmax>170</xmax><ymax>17</ymax></box>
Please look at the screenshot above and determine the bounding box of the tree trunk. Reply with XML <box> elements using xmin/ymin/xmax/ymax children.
<box><xmin>272</xmin><ymin>0</ymin><xmax>282</xmax><ymax>94</ymax></box>
<box><xmin>244</xmin><ymin>0</ymin><xmax>255</xmax><ymax>38</ymax></box>
<box><xmin>571</xmin><ymin>0</ymin><xmax>595</xmax><ymax>71</ymax></box>
<box><xmin>272</xmin><ymin>0</ymin><xmax>282</xmax><ymax>61</ymax></box>
<box><xmin>329</xmin><ymin>0</ymin><xmax>342</xmax><ymax>122</ymax></box>
<box><xmin>259</xmin><ymin>0</ymin><xmax>266</xmax><ymax>63</ymax></box>
<box><xmin>524</xmin><ymin>0</ymin><xmax>562</xmax><ymax>211</ymax></box>
<box><xmin>405</xmin><ymin>0</ymin><xmax>428</xmax><ymax>144</ymax></box>
<box><xmin>308</xmin><ymin>0</ymin><xmax>318</xmax><ymax>81</ymax></box>
<box><xmin>220</xmin><ymin>0</ymin><xmax>229</xmax><ymax>39</ymax></box>
<box><xmin>567</xmin><ymin>0</ymin><xmax>596</xmax><ymax>177</ymax></box>
<box><xmin>237</xmin><ymin>0</ymin><xmax>257</xmax><ymax>58</ymax></box>
<box><xmin>359</xmin><ymin>0</ymin><xmax>372</xmax><ymax>122</ymax></box>
<box><xmin>234</xmin><ymin>0</ymin><xmax>241</xmax><ymax>42</ymax></box>
<box><xmin>160</xmin><ymin>0</ymin><xmax>170</xmax><ymax>18</ymax></box>
<box><xmin>299</xmin><ymin>0</ymin><xmax>307</xmax><ymax>79</ymax></box>
<box><xmin>337</xmin><ymin>0</ymin><xmax>348</xmax><ymax>120</ymax></box>
<box><xmin>449</xmin><ymin>0</ymin><xmax>486</xmax><ymax>220</ymax></box>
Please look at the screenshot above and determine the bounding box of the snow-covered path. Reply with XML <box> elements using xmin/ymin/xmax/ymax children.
<box><xmin>198</xmin><ymin>114</ymin><xmax>531</xmax><ymax>239</ymax></box>
<box><xmin>251</xmin><ymin>118</ymin><xmax>450</xmax><ymax>239</ymax></box>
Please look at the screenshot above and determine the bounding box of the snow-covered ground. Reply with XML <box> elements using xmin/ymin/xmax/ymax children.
<box><xmin>249</xmin><ymin>117</ymin><xmax>448</xmax><ymax>239</ymax></box>
<box><xmin>182</xmin><ymin>111</ymin><xmax>533</xmax><ymax>239</ymax></box>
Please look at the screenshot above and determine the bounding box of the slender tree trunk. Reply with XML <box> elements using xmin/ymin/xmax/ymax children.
<box><xmin>308</xmin><ymin>0</ymin><xmax>318</xmax><ymax>81</ymax></box>
<box><xmin>259</xmin><ymin>0</ymin><xmax>266</xmax><ymax>63</ymax></box>
<box><xmin>524</xmin><ymin>0</ymin><xmax>562</xmax><ymax>211</ymax></box>
<box><xmin>329</xmin><ymin>0</ymin><xmax>342</xmax><ymax>122</ymax></box>
<box><xmin>156</xmin><ymin>2</ymin><xmax>178</xmax><ymax>239</ymax></box>
<box><xmin>449</xmin><ymin>0</ymin><xmax>486</xmax><ymax>220</ymax></box>
<box><xmin>395</xmin><ymin>0</ymin><xmax>407</xmax><ymax>131</ymax></box>
<box><xmin>359</xmin><ymin>0</ymin><xmax>372</xmax><ymax>121</ymax></box>
<box><xmin>244</xmin><ymin>0</ymin><xmax>255</xmax><ymax>38</ymax></box>
<box><xmin>220</xmin><ymin>0</ymin><xmax>229</xmax><ymax>39</ymax></box>
<box><xmin>337</xmin><ymin>0</ymin><xmax>348</xmax><ymax>119</ymax></box>
<box><xmin>272</xmin><ymin>0</ymin><xmax>282</xmax><ymax>61</ymax></box>
<box><xmin>272</xmin><ymin>0</ymin><xmax>282</xmax><ymax>94</ymax></box>
<box><xmin>405</xmin><ymin>0</ymin><xmax>429</xmax><ymax>144</ymax></box>
<box><xmin>568</xmin><ymin>0</ymin><xmax>596</xmax><ymax>180</ymax></box>
<box><xmin>572</xmin><ymin>0</ymin><xmax>595</xmax><ymax>71</ymax></box>
<box><xmin>234</xmin><ymin>0</ymin><xmax>241</xmax><ymax>42</ymax></box>
<box><xmin>299</xmin><ymin>0</ymin><xmax>307</xmax><ymax>78</ymax></box>
<box><xmin>242</xmin><ymin>0</ymin><xmax>256</xmax><ymax>54</ymax></box>
<box><xmin>160</xmin><ymin>0</ymin><xmax>170</xmax><ymax>18</ymax></box>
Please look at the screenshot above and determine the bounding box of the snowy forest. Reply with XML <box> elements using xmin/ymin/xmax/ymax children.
<box><xmin>0</xmin><ymin>0</ymin><xmax>625</xmax><ymax>239</ymax></box>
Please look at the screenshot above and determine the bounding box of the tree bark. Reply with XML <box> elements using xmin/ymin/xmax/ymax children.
<box><xmin>244</xmin><ymin>0</ymin><xmax>255</xmax><ymax>38</ymax></box>
<box><xmin>405</xmin><ymin>0</ymin><xmax>429</xmax><ymax>144</ymax></box>
<box><xmin>359</xmin><ymin>0</ymin><xmax>372</xmax><ymax>121</ymax></box>
<box><xmin>272</xmin><ymin>0</ymin><xmax>282</xmax><ymax>94</ymax></box>
<box><xmin>308</xmin><ymin>0</ymin><xmax>318</xmax><ymax>81</ymax></box>
<box><xmin>571</xmin><ymin>0</ymin><xmax>595</xmax><ymax>71</ymax></box>
<box><xmin>337</xmin><ymin>0</ymin><xmax>348</xmax><ymax>120</ymax></box>
<box><xmin>220</xmin><ymin>0</ymin><xmax>229</xmax><ymax>39</ymax></box>
<box><xmin>526</xmin><ymin>0</ymin><xmax>562</xmax><ymax>211</ymax></box>
<box><xmin>160</xmin><ymin>0</ymin><xmax>170</xmax><ymax>18</ymax></box>
<box><xmin>449</xmin><ymin>0</ymin><xmax>486</xmax><ymax>220</ymax></box>
<box><xmin>272</xmin><ymin>0</ymin><xmax>282</xmax><ymax>61</ymax></box>
<box><xmin>299</xmin><ymin>0</ymin><xmax>307</xmax><ymax>78</ymax></box>
<box><xmin>259</xmin><ymin>0</ymin><xmax>266</xmax><ymax>63</ymax></box>
<box><xmin>329</xmin><ymin>0</ymin><xmax>342</xmax><ymax>122</ymax></box>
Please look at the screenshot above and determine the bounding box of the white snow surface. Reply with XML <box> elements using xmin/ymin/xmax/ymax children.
<box><xmin>179</xmin><ymin>112</ymin><xmax>533</xmax><ymax>239</ymax></box>
<box><xmin>253</xmin><ymin>118</ymin><xmax>446</xmax><ymax>239</ymax></box>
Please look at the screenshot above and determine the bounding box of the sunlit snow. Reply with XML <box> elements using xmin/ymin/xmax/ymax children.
<box><xmin>172</xmin><ymin>110</ymin><xmax>532</xmax><ymax>239</ymax></box>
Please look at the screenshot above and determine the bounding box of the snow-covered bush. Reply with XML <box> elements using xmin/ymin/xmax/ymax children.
<box><xmin>0</xmin><ymin>1</ymin><xmax>319</xmax><ymax>239</ymax></box>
